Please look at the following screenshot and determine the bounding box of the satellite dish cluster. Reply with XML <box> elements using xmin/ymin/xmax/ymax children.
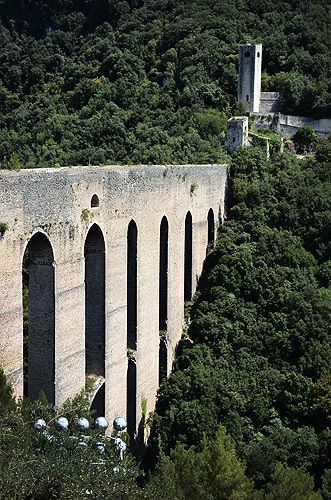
<box><xmin>34</xmin><ymin>416</ymin><xmax>127</xmax><ymax>459</ymax></box>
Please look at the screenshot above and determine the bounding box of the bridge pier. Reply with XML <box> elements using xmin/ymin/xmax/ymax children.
<box><xmin>55</xmin><ymin>257</ymin><xmax>85</xmax><ymax>407</ymax></box>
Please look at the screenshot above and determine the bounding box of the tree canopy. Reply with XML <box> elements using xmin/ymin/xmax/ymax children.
<box><xmin>147</xmin><ymin>136</ymin><xmax>331</xmax><ymax>498</ymax></box>
<box><xmin>0</xmin><ymin>0</ymin><xmax>330</xmax><ymax>168</ymax></box>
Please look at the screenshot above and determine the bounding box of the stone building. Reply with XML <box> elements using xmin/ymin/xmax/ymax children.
<box><xmin>238</xmin><ymin>44</ymin><xmax>262</xmax><ymax>113</ymax></box>
<box><xmin>238</xmin><ymin>43</ymin><xmax>282</xmax><ymax>114</ymax></box>
<box><xmin>225</xmin><ymin>116</ymin><xmax>249</xmax><ymax>154</ymax></box>
<box><xmin>236</xmin><ymin>43</ymin><xmax>330</xmax><ymax>140</ymax></box>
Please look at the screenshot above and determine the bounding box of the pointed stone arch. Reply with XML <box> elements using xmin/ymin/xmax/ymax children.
<box><xmin>159</xmin><ymin>216</ymin><xmax>168</xmax><ymax>333</ymax></box>
<box><xmin>22</xmin><ymin>232</ymin><xmax>55</xmax><ymax>403</ymax></box>
<box><xmin>91</xmin><ymin>194</ymin><xmax>100</xmax><ymax>208</ymax></box>
<box><xmin>184</xmin><ymin>211</ymin><xmax>193</xmax><ymax>302</ymax></box>
<box><xmin>159</xmin><ymin>215</ymin><xmax>168</xmax><ymax>384</ymax></box>
<box><xmin>127</xmin><ymin>219</ymin><xmax>138</xmax><ymax>351</ymax></box>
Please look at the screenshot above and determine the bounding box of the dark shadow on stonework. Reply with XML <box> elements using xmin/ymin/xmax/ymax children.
<box><xmin>127</xmin><ymin>359</ymin><xmax>137</xmax><ymax>445</ymax></box>
<box><xmin>127</xmin><ymin>220</ymin><xmax>138</xmax><ymax>350</ymax></box>
<box><xmin>207</xmin><ymin>208</ymin><xmax>215</xmax><ymax>255</ymax></box>
<box><xmin>22</xmin><ymin>249</ymin><xmax>29</xmax><ymax>397</ymax></box>
<box><xmin>184</xmin><ymin>211</ymin><xmax>192</xmax><ymax>302</ymax></box>
<box><xmin>159</xmin><ymin>216</ymin><xmax>168</xmax><ymax>333</ymax></box>
<box><xmin>24</xmin><ymin>232</ymin><xmax>55</xmax><ymax>403</ymax></box>
<box><xmin>91</xmin><ymin>383</ymin><xmax>105</xmax><ymax>418</ymax></box>
<box><xmin>159</xmin><ymin>337</ymin><xmax>167</xmax><ymax>385</ymax></box>
<box><xmin>135</xmin><ymin>416</ymin><xmax>145</xmax><ymax>460</ymax></box>
<box><xmin>85</xmin><ymin>224</ymin><xmax>105</xmax><ymax>415</ymax></box>
<box><xmin>91</xmin><ymin>194</ymin><xmax>100</xmax><ymax>208</ymax></box>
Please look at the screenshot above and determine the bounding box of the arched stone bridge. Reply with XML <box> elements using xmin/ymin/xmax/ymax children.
<box><xmin>0</xmin><ymin>164</ymin><xmax>228</xmax><ymax>437</ymax></box>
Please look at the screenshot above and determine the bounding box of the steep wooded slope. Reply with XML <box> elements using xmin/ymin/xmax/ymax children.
<box><xmin>0</xmin><ymin>0</ymin><xmax>330</xmax><ymax>168</ymax></box>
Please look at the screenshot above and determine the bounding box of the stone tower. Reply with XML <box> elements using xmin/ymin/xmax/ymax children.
<box><xmin>238</xmin><ymin>43</ymin><xmax>262</xmax><ymax>113</ymax></box>
<box><xmin>225</xmin><ymin>116</ymin><xmax>249</xmax><ymax>154</ymax></box>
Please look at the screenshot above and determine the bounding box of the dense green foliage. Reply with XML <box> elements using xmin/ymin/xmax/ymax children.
<box><xmin>0</xmin><ymin>369</ymin><xmax>177</xmax><ymax>500</ymax></box>
<box><xmin>169</xmin><ymin>425</ymin><xmax>254</xmax><ymax>500</ymax></box>
<box><xmin>147</xmin><ymin>136</ymin><xmax>331</xmax><ymax>498</ymax></box>
<box><xmin>1</xmin><ymin>0</ymin><xmax>331</xmax><ymax>496</ymax></box>
<box><xmin>0</xmin><ymin>0</ymin><xmax>330</xmax><ymax>168</ymax></box>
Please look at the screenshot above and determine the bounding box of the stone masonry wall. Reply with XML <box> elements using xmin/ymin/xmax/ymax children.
<box><xmin>0</xmin><ymin>164</ymin><xmax>228</xmax><ymax>431</ymax></box>
<box><xmin>252</xmin><ymin>113</ymin><xmax>331</xmax><ymax>138</ymax></box>
<box><xmin>259</xmin><ymin>92</ymin><xmax>282</xmax><ymax>114</ymax></box>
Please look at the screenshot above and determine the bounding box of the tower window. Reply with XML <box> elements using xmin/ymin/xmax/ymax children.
<box><xmin>257</xmin><ymin>52</ymin><xmax>260</xmax><ymax>57</ymax></box>
<box><xmin>244</xmin><ymin>51</ymin><xmax>250</xmax><ymax>57</ymax></box>
<box><xmin>246</xmin><ymin>95</ymin><xmax>249</xmax><ymax>102</ymax></box>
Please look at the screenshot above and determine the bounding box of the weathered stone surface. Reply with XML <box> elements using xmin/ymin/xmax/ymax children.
<box><xmin>238</xmin><ymin>44</ymin><xmax>262</xmax><ymax>113</ymax></box>
<box><xmin>0</xmin><ymin>164</ymin><xmax>228</xmax><ymax>429</ymax></box>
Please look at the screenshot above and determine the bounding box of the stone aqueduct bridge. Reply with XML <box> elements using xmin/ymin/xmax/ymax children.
<box><xmin>0</xmin><ymin>164</ymin><xmax>228</xmax><ymax>436</ymax></box>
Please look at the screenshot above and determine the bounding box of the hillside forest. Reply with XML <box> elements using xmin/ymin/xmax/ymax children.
<box><xmin>0</xmin><ymin>0</ymin><xmax>330</xmax><ymax>169</ymax></box>
<box><xmin>2</xmin><ymin>138</ymin><xmax>331</xmax><ymax>498</ymax></box>
<box><xmin>146</xmin><ymin>136</ymin><xmax>331</xmax><ymax>499</ymax></box>
<box><xmin>1</xmin><ymin>0</ymin><xmax>331</xmax><ymax>499</ymax></box>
